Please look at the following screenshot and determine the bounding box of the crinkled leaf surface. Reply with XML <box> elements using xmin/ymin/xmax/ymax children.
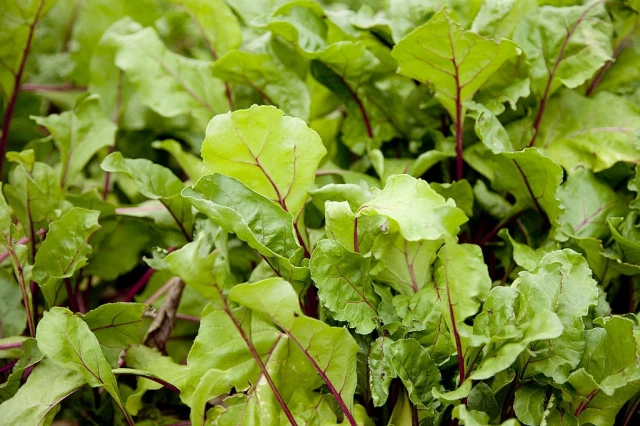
<box><xmin>310</xmin><ymin>239</ymin><xmax>379</xmax><ymax>334</ymax></box>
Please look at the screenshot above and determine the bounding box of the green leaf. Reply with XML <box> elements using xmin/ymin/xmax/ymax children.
<box><xmin>4</xmin><ymin>157</ymin><xmax>63</xmax><ymax>245</ymax></box>
<box><xmin>557</xmin><ymin>168</ymin><xmax>628</xmax><ymax>240</ymax></box>
<box><xmin>535</xmin><ymin>91</ymin><xmax>640</xmax><ymax>172</ymax></box>
<box><xmin>101</xmin><ymin>152</ymin><xmax>193</xmax><ymax>241</ymax></box>
<box><xmin>471</xmin><ymin>0</ymin><xmax>537</xmax><ymax>40</ymax></box>
<box><xmin>499</xmin><ymin>229</ymin><xmax>559</xmax><ymax>271</ymax></box>
<box><xmin>163</xmin><ymin>226</ymin><xmax>236</xmax><ymax>303</ymax></box>
<box><xmin>567</xmin><ymin>316</ymin><xmax>640</xmax><ymax>426</ymax></box>
<box><xmin>469</xmin><ymin>286</ymin><xmax>563</xmax><ymax>381</ymax></box>
<box><xmin>371</xmin><ymin>232</ymin><xmax>442</xmax><ymax>296</ymax></box>
<box><xmin>212</xmin><ymin>50</ymin><xmax>310</xmax><ymax>120</ymax></box>
<box><xmin>88</xmin><ymin>17</ymin><xmax>145</xmax><ymax>127</ymax></box>
<box><xmin>182</xmin><ymin>174</ymin><xmax>305</xmax><ymax>281</ymax></box>
<box><xmin>0</xmin><ymin>0</ymin><xmax>57</xmax><ymax>108</ymax></box>
<box><xmin>465</xmin><ymin>145</ymin><xmax>564</xmax><ymax>226</ymax></box>
<box><xmin>513</xmin><ymin>1</ymin><xmax>612</xmax><ymax>96</ymax></box>
<box><xmin>0</xmin><ymin>359</ymin><xmax>84</xmax><ymax>425</ymax></box>
<box><xmin>123</xmin><ymin>345</ymin><xmax>190</xmax><ymax>415</ymax></box>
<box><xmin>36</xmin><ymin>307</ymin><xmax>133</xmax><ymax>423</ymax></box>
<box><xmin>70</xmin><ymin>0</ymin><xmax>162</xmax><ymax>84</ymax></box>
<box><xmin>435</xmin><ymin>241</ymin><xmax>492</xmax><ymax>345</ymax></box>
<box><xmin>310</xmin><ymin>239</ymin><xmax>379</xmax><ymax>334</ymax></box>
<box><xmin>310</xmin><ymin>42</ymin><xmax>399</xmax><ymax>154</ymax></box>
<box><xmin>152</xmin><ymin>139</ymin><xmax>204</xmax><ymax>181</ymax></box>
<box><xmin>201</xmin><ymin>105</ymin><xmax>327</xmax><ymax>217</ymax></box>
<box><xmin>31</xmin><ymin>95</ymin><xmax>115</xmax><ymax>186</ymax></box>
<box><xmin>391</xmin><ymin>8</ymin><xmax>519</xmax><ymax>118</ymax></box>
<box><xmin>32</xmin><ymin>208</ymin><xmax>101</xmax><ymax>307</ymax></box>
<box><xmin>357</xmin><ymin>174</ymin><xmax>468</xmax><ymax>242</ymax></box>
<box><xmin>514</xmin><ymin>249</ymin><xmax>599</xmax><ymax>383</ymax></box>
<box><xmin>0</xmin><ymin>338</ymin><xmax>43</xmax><ymax>402</ymax></box>
<box><xmin>369</xmin><ymin>336</ymin><xmax>394</xmax><ymax>407</ymax></box>
<box><xmin>172</xmin><ymin>0</ymin><xmax>241</xmax><ymax>58</ymax></box>
<box><xmin>514</xmin><ymin>385</ymin><xmax>547</xmax><ymax>426</ymax></box>
<box><xmin>79</xmin><ymin>302</ymin><xmax>151</xmax><ymax>367</ymax></box>
<box><xmin>229</xmin><ymin>277</ymin><xmax>360</xmax><ymax>415</ymax></box>
<box><xmin>0</xmin><ymin>268</ymin><xmax>27</xmax><ymax>338</ymax></box>
<box><xmin>113</xmin><ymin>26</ymin><xmax>229</xmax><ymax>124</ymax></box>
<box><xmin>390</xmin><ymin>338</ymin><xmax>442</xmax><ymax>408</ymax></box>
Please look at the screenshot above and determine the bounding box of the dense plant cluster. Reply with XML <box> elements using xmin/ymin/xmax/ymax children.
<box><xmin>1</xmin><ymin>0</ymin><xmax>640</xmax><ymax>425</ymax></box>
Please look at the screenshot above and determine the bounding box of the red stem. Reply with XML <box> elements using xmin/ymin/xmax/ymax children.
<box><xmin>103</xmin><ymin>71</ymin><xmax>123</xmax><ymax>200</ymax></box>
<box><xmin>21</xmin><ymin>83</ymin><xmax>86</xmax><ymax>92</ymax></box>
<box><xmin>0</xmin><ymin>341</ymin><xmax>23</xmax><ymax>350</ymax></box>
<box><xmin>0</xmin><ymin>0</ymin><xmax>46</xmax><ymax>178</ymax></box>
<box><xmin>112</xmin><ymin>369</ymin><xmax>181</xmax><ymax>393</ymax></box>
<box><xmin>574</xmin><ymin>389</ymin><xmax>599</xmax><ymax>417</ymax></box>
<box><xmin>284</xmin><ymin>326</ymin><xmax>358</xmax><ymax>425</ymax></box>
<box><xmin>124</xmin><ymin>267</ymin><xmax>155</xmax><ymax>302</ymax></box>
<box><xmin>64</xmin><ymin>278</ymin><xmax>78</xmax><ymax>312</ymax></box>
<box><xmin>0</xmin><ymin>359</ymin><xmax>19</xmax><ymax>375</ymax></box>
<box><xmin>454</xmin><ymin>92</ymin><xmax>464</xmax><ymax>181</ymax></box>
<box><xmin>529</xmin><ymin>1</ymin><xmax>603</xmax><ymax>147</ymax></box>
<box><xmin>586</xmin><ymin>21</ymin><xmax>639</xmax><ymax>96</ymax></box>
<box><xmin>353</xmin><ymin>216</ymin><xmax>359</xmax><ymax>253</ymax></box>
<box><xmin>623</xmin><ymin>392</ymin><xmax>640</xmax><ymax>426</ymax></box>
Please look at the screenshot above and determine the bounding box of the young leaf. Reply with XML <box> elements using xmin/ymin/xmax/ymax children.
<box><xmin>465</xmin><ymin>146</ymin><xmax>564</xmax><ymax>228</ymax></box>
<box><xmin>557</xmin><ymin>168</ymin><xmax>628</xmax><ymax>240</ymax></box>
<box><xmin>182</xmin><ymin>174</ymin><xmax>306</xmax><ymax>280</ymax></box>
<box><xmin>4</xmin><ymin>157</ymin><xmax>63</xmax><ymax>246</ymax></box>
<box><xmin>0</xmin><ymin>359</ymin><xmax>85</xmax><ymax>425</ymax></box>
<box><xmin>229</xmin><ymin>278</ymin><xmax>360</xmax><ymax>425</ymax></box>
<box><xmin>535</xmin><ymin>90</ymin><xmax>640</xmax><ymax>172</ymax></box>
<box><xmin>172</xmin><ymin>0</ymin><xmax>242</xmax><ymax>59</ymax></box>
<box><xmin>113</xmin><ymin>26</ymin><xmax>230</xmax><ymax>123</ymax></box>
<box><xmin>392</xmin><ymin>9</ymin><xmax>519</xmax><ymax>119</ymax></box>
<box><xmin>371</xmin><ymin>233</ymin><xmax>442</xmax><ymax>296</ymax></box>
<box><xmin>152</xmin><ymin>139</ymin><xmax>204</xmax><ymax>181</ymax></box>
<box><xmin>101</xmin><ymin>152</ymin><xmax>193</xmax><ymax>241</ymax></box>
<box><xmin>201</xmin><ymin>105</ymin><xmax>327</xmax><ymax>217</ymax></box>
<box><xmin>212</xmin><ymin>50</ymin><xmax>310</xmax><ymax>120</ymax></box>
<box><xmin>79</xmin><ymin>302</ymin><xmax>152</xmax><ymax>367</ymax></box>
<box><xmin>310</xmin><ymin>42</ymin><xmax>398</xmax><ymax>154</ymax></box>
<box><xmin>31</xmin><ymin>95</ymin><xmax>116</xmax><ymax>187</ymax></box>
<box><xmin>390</xmin><ymin>338</ymin><xmax>443</xmax><ymax>408</ymax></box>
<box><xmin>567</xmin><ymin>316</ymin><xmax>640</xmax><ymax>426</ymax></box>
<box><xmin>32</xmin><ymin>208</ymin><xmax>101</xmax><ymax>307</ymax></box>
<box><xmin>310</xmin><ymin>239</ymin><xmax>380</xmax><ymax>334</ymax></box>
<box><xmin>514</xmin><ymin>249</ymin><xmax>599</xmax><ymax>383</ymax></box>
<box><xmin>36</xmin><ymin>307</ymin><xmax>133</xmax><ymax>424</ymax></box>
<box><xmin>514</xmin><ymin>0</ymin><xmax>613</xmax><ymax>146</ymax></box>
<box><xmin>357</xmin><ymin>174</ymin><xmax>468</xmax><ymax>242</ymax></box>
<box><xmin>0</xmin><ymin>0</ymin><xmax>56</xmax><ymax>174</ymax></box>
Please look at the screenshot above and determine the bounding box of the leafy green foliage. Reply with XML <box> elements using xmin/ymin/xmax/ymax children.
<box><xmin>2</xmin><ymin>1</ymin><xmax>640</xmax><ymax>425</ymax></box>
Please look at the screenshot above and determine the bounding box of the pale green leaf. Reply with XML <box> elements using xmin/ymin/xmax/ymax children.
<box><xmin>536</xmin><ymin>91</ymin><xmax>640</xmax><ymax>172</ymax></box>
<box><xmin>392</xmin><ymin>9</ymin><xmax>519</xmax><ymax>117</ymax></box>
<box><xmin>32</xmin><ymin>95</ymin><xmax>116</xmax><ymax>187</ymax></box>
<box><xmin>213</xmin><ymin>50</ymin><xmax>310</xmax><ymax>120</ymax></box>
<box><xmin>79</xmin><ymin>302</ymin><xmax>152</xmax><ymax>367</ymax></box>
<box><xmin>32</xmin><ymin>208</ymin><xmax>101</xmax><ymax>307</ymax></box>
<box><xmin>36</xmin><ymin>307</ymin><xmax>132</xmax><ymax>423</ymax></box>
<box><xmin>201</xmin><ymin>105</ymin><xmax>326</xmax><ymax>217</ymax></box>
<box><xmin>357</xmin><ymin>174</ymin><xmax>468</xmax><ymax>242</ymax></box>
<box><xmin>513</xmin><ymin>1</ymin><xmax>612</xmax><ymax>95</ymax></box>
<box><xmin>310</xmin><ymin>239</ymin><xmax>379</xmax><ymax>334</ymax></box>
<box><xmin>182</xmin><ymin>174</ymin><xmax>306</xmax><ymax>281</ymax></box>
<box><xmin>113</xmin><ymin>26</ymin><xmax>229</xmax><ymax>124</ymax></box>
